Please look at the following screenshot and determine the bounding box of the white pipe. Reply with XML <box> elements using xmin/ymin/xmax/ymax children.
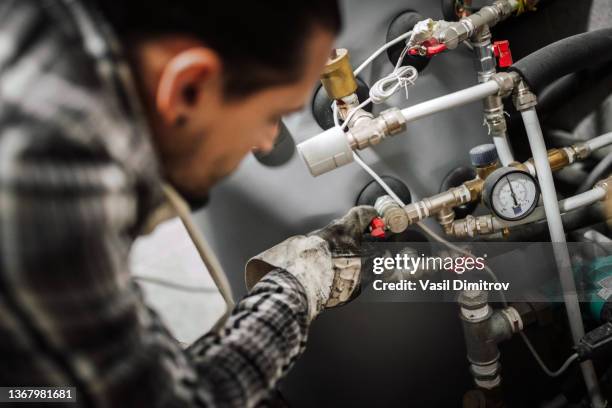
<box><xmin>586</xmin><ymin>131</ymin><xmax>612</xmax><ymax>152</ymax></box>
<box><xmin>521</xmin><ymin>108</ymin><xmax>605</xmax><ymax>408</ymax></box>
<box><xmin>400</xmin><ymin>81</ymin><xmax>500</xmax><ymax>123</ymax></box>
<box><xmin>502</xmin><ymin>186</ymin><xmax>606</xmax><ymax>228</ymax></box>
<box><xmin>562</xmin><ymin>186</ymin><xmax>606</xmax><ymax>210</ymax></box>
<box><xmin>492</xmin><ymin>133</ymin><xmax>514</xmax><ymax>166</ymax></box>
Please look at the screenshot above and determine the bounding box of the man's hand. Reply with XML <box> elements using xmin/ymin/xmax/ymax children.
<box><xmin>245</xmin><ymin>206</ymin><xmax>378</xmax><ymax>321</ymax></box>
<box><xmin>310</xmin><ymin>206</ymin><xmax>378</xmax><ymax>256</ymax></box>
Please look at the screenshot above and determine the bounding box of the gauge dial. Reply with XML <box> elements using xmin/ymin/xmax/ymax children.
<box><xmin>483</xmin><ymin>168</ymin><xmax>540</xmax><ymax>221</ymax></box>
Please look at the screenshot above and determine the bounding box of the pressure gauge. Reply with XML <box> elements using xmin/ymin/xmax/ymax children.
<box><xmin>483</xmin><ymin>167</ymin><xmax>540</xmax><ymax>221</ymax></box>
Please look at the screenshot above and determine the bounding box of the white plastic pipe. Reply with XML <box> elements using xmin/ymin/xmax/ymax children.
<box><xmin>503</xmin><ymin>185</ymin><xmax>606</xmax><ymax>228</ymax></box>
<box><xmin>586</xmin><ymin>131</ymin><xmax>612</xmax><ymax>152</ymax></box>
<box><xmin>400</xmin><ymin>81</ymin><xmax>500</xmax><ymax>123</ymax></box>
<box><xmin>562</xmin><ymin>186</ymin><xmax>607</xmax><ymax>210</ymax></box>
<box><xmin>521</xmin><ymin>108</ymin><xmax>605</xmax><ymax>408</ymax></box>
<box><xmin>492</xmin><ymin>133</ymin><xmax>514</xmax><ymax>166</ymax></box>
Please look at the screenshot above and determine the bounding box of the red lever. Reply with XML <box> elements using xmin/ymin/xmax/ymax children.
<box><xmin>369</xmin><ymin>217</ymin><xmax>386</xmax><ymax>239</ymax></box>
<box><xmin>408</xmin><ymin>39</ymin><xmax>448</xmax><ymax>58</ymax></box>
<box><xmin>492</xmin><ymin>40</ymin><xmax>513</xmax><ymax>68</ymax></box>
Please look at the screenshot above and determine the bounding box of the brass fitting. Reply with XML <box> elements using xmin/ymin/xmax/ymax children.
<box><xmin>464</xmin><ymin>178</ymin><xmax>486</xmax><ymax>201</ymax></box>
<box><xmin>523</xmin><ymin>148</ymin><xmax>570</xmax><ymax>173</ymax></box>
<box><xmin>320</xmin><ymin>48</ymin><xmax>358</xmax><ymax>100</ymax></box>
<box><xmin>437</xmin><ymin>207</ymin><xmax>456</xmax><ymax>234</ymax></box>
<box><xmin>474</xmin><ymin>163</ymin><xmax>498</xmax><ymax>182</ymax></box>
<box><xmin>404</xmin><ymin>185</ymin><xmax>473</xmax><ymax>227</ymax></box>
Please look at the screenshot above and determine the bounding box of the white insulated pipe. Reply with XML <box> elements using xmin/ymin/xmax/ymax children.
<box><xmin>400</xmin><ymin>81</ymin><xmax>500</xmax><ymax>123</ymax></box>
<box><xmin>502</xmin><ymin>185</ymin><xmax>606</xmax><ymax>228</ymax></box>
<box><xmin>521</xmin><ymin>108</ymin><xmax>605</xmax><ymax>408</ymax></box>
<box><xmin>586</xmin><ymin>131</ymin><xmax>612</xmax><ymax>152</ymax></box>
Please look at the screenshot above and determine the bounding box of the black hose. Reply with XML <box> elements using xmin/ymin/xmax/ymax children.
<box><xmin>510</xmin><ymin>28</ymin><xmax>612</xmax><ymax>94</ymax></box>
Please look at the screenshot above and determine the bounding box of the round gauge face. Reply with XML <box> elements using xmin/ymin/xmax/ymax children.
<box><xmin>490</xmin><ymin>171</ymin><xmax>539</xmax><ymax>221</ymax></box>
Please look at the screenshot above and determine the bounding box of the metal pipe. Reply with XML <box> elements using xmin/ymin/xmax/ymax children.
<box><xmin>520</xmin><ymin>107</ymin><xmax>605</xmax><ymax>408</ymax></box>
<box><xmin>400</xmin><ymin>81</ymin><xmax>500</xmax><ymax>123</ymax></box>
<box><xmin>458</xmin><ymin>290</ymin><xmax>522</xmax><ymax>392</ymax></box>
<box><xmin>472</xmin><ymin>25</ymin><xmax>514</xmax><ymax>165</ymax></box>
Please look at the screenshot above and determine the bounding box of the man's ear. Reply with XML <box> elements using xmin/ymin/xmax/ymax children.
<box><xmin>156</xmin><ymin>48</ymin><xmax>221</xmax><ymax>125</ymax></box>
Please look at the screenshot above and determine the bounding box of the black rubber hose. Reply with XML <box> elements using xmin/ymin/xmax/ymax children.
<box><xmin>510</xmin><ymin>28</ymin><xmax>612</xmax><ymax>94</ymax></box>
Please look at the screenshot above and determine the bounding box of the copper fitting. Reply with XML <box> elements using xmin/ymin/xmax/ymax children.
<box><xmin>524</xmin><ymin>148</ymin><xmax>570</xmax><ymax>173</ymax></box>
<box><xmin>464</xmin><ymin>178</ymin><xmax>485</xmax><ymax>201</ymax></box>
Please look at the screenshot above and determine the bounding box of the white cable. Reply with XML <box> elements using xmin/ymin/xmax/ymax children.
<box><xmin>332</xmin><ymin>32</ymin><xmax>418</xmax><ymax>130</ymax></box>
<box><xmin>354</xmin><ymin>31</ymin><xmax>412</xmax><ymax>76</ymax></box>
<box><xmin>162</xmin><ymin>184</ymin><xmax>235</xmax><ymax>331</ymax></box>
<box><xmin>353</xmin><ymin>152</ymin><xmax>404</xmax><ymax>205</ymax></box>
<box><xmin>519</xmin><ymin>332</ymin><xmax>579</xmax><ymax>377</ymax></box>
<box><xmin>336</xmin><ymin>52</ymin><xmax>418</xmax><ymax>130</ymax></box>
<box><xmin>352</xmin><ymin>152</ymin><xmax>579</xmax><ymax>379</ymax></box>
<box><xmin>369</xmin><ymin>65</ymin><xmax>418</xmax><ymax>104</ymax></box>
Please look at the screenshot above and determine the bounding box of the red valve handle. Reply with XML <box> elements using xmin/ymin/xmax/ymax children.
<box><xmin>408</xmin><ymin>39</ymin><xmax>448</xmax><ymax>58</ymax></box>
<box><xmin>369</xmin><ymin>217</ymin><xmax>386</xmax><ymax>239</ymax></box>
<box><xmin>492</xmin><ymin>40</ymin><xmax>513</xmax><ymax>68</ymax></box>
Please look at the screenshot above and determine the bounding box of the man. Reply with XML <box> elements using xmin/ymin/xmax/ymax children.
<box><xmin>0</xmin><ymin>0</ymin><xmax>376</xmax><ymax>406</ymax></box>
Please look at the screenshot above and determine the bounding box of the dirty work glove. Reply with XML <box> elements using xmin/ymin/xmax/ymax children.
<box><xmin>245</xmin><ymin>206</ymin><xmax>378</xmax><ymax>322</ymax></box>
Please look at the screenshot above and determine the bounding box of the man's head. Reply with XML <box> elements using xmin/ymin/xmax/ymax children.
<box><xmin>96</xmin><ymin>1</ymin><xmax>341</xmax><ymax>206</ymax></box>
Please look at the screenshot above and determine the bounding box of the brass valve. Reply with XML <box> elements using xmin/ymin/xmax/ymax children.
<box><xmin>320</xmin><ymin>48</ymin><xmax>358</xmax><ymax>100</ymax></box>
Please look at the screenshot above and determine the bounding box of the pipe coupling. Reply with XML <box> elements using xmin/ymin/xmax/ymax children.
<box><xmin>595</xmin><ymin>176</ymin><xmax>612</xmax><ymax>198</ymax></box>
<box><xmin>347</xmin><ymin>107</ymin><xmax>406</xmax><ymax>149</ymax></box>
<box><xmin>491</xmin><ymin>71</ymin><xmax>520</xmax><ymax>98</ymax></box>
<box><xmin>500</xmin><ymin>306</ymin><xmax>524</xmax><ymax>334</ymax></box>
<box><xmin>512</xmin><ymin>80</ymin><xmax>538</xmax><ymax>111</ymax></box>
<box><xmin>375</xmin><ymin>195</ymin><xmax>410</xmax><ymax>234</ymax></box>
<box><xmin>450</xmin><ymin>215</ymin><xmax>501</xmax><ymax>238</ymax></box>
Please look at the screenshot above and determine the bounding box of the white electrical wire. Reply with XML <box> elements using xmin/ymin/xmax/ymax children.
<box><xmin>352</xmin><ymin>151</ymin><xmax>579</xmax><ymax>379</ymax></box>
<box><xmin>354</xmin><ymin>31</ymin><xmax>413</xmax><ymax>76</ymax></box>
<box><xmin>519</xmin><ymin>332</ymin><xmax>579</xmax><ymax>377</ymax></box>
<box><xmin>369</xmin><ymin>65</ymin><xmax>418</xmax><ymax>104</ymax></box>
<box><xmin>332</xmin><ymin>32</ymin><xmax>418</xmax><ymax>130</ymax></box>
<box><xmin>162</xmin><ymin>184</ymin><xmax>235</xmax><ymax>331</ymax></box>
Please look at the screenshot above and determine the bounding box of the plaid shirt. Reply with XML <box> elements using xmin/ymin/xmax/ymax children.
<box><xmin>0</xmin><ymin>0</ymin><xmax>310</xmax><ymax>406</ymax></box>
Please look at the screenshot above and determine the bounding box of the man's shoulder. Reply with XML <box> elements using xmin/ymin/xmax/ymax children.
<box><xmin>0</xmin><ymin>0</ymin><xmax>164</xmax><ymax>220</ymax></box>
<box><xmin>0</xmin><ymin>0</ymin><xmax>160</xmax><ymax>181</ymax></box>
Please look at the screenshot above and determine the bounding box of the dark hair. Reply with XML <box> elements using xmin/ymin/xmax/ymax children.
<box><xmin>94</xmin><ymin>1</ymin><xmax>342</xmax><ymax>98</ymax></box>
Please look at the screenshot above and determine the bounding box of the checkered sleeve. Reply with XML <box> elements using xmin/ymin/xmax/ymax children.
<box><xmin>0</xmin><ymin>129</ymin><xmax>310</xmax><ymax>406</ymax></box>
<box><xmin>187</xmin><ymin>269</ymin><xmax>310</xmax><ymax>407</ymax></box>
